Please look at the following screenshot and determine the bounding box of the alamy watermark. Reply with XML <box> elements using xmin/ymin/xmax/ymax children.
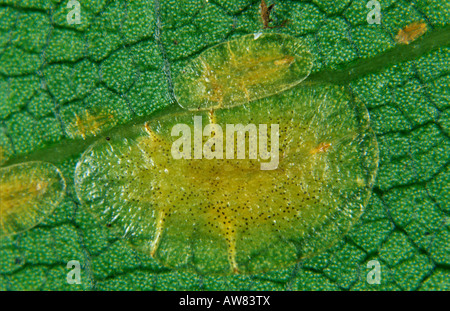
<box><xmin>366</xmin><ymin>0</ymin><xmax>381</xmax><ymax>25</ymax></box>
<box><xmin>66</xmin><ymin>260</ymin><xmax>81</xmax><ymax>284</ymax></box>
<box><xmin>170</xmin><ymin>116</ymin><xmax>279</xmax><ymax>170</ymax></box>
<box><xmin>366</xmin><ymin>260</ymin><xmax>381</xmax><ymax>284</ymax></box>
<box><xmin>67</xmin><ymin>0</ymin><xmax>81</xmax><ymax>25</ymax></box>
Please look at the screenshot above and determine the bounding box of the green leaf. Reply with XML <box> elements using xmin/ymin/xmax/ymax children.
<box><xmin>0</xmin><ymin>0</ymin><xmax>449</xmax><ymax>290</ymax></box>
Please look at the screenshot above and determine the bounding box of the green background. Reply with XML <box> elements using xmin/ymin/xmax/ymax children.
<box><xmin>0</xmin><ymin>0</ymin><xmax>449</xmax><ymax>290</ymax></box>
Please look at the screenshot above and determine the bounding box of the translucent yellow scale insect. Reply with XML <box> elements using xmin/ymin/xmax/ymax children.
<box><xmin>174</xmin><ymin>33</ymin><xmax>313</xmax><ymax>111</ymax></box>
<box><xmin>0</xmin><ymin>161</ymin><xmax>66</xmax><ymax>238</ymax></box>
<box><xmin>395</xmin><ymin>21</ymin><xmax>427</xmax><ymax>45</ymax></box>
<box><xmin>74</xmin><ymin>84</ymin><xmax>379</xmax><ymax>274</ymax></box>
<box><xmin>66</xmin><ymin>109</ymin><xmax>115</xmax><ymax>140</ymax></box>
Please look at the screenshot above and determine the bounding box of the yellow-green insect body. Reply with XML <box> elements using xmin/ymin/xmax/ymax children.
<box><xmin>174</xmin><ymin>33</ymin><xmax>313</xmax><ymax>111</ymax></box>
<box><xmin>75</xmin><ymin>82</ymin><xmax>379</xmax><ymax>274</ymax></box>
<box><xmin>0</xmin><ymin>161</ymin><xmax>66</xmax><ymax>238</ymax></box>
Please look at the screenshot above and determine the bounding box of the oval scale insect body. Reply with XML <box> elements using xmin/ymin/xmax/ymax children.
<box><xmin>0</xmin><ymin>161</ymin><xmax>66</xmax><ymax>238</ymax></box>
<box><xmin>174</xmin><ymin>33</ymin><xmax>313</xmax><ymax>111</ymax></box>
<box><xmin>75</xmin><ymin>83</ymin><xmax>379</xmax><ymax>274</ymax></box>
<box><xmin>395</xmin><ymin>21</ymin><xmax>428</xmax><ymax>45</ymax></box>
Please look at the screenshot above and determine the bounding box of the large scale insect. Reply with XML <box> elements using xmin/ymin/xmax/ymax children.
<box><xmin>74</xmin><ymin>33</ymin><xmax>379</xmax><ymax>274</ymax></box>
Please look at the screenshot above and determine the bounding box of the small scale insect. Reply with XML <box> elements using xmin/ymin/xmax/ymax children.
<box><xmin>395</xmin><ymin>21</ymin><xmax>428</xmax><ymax>45</ymax></box>
<box><xmin>66</xmin><ymin>109</ymin><xmax>115</xmax><ymax>140</ymax></box>
<box><xmin>174</xmin><ymin>33</ymin><xmax>313</xmax><ymax>111</ymax></box>
<box><xmin>0</xmin><ymin>161</ymin><xmax>66</xmax><ymax>238</ymax></box>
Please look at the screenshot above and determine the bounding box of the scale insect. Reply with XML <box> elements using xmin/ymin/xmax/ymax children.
<box><xmin>395</xmin><ymin>21</ymin><xmax>428</xmax><ymax>45</ymax></box>
<box><xmin>75</xmin><ymin>76</ymin><xmax>379</xmax><ymax>274</ymax></box>
<box><xmin>65</xmin><ymin>109</ymin><xmax>115</xmax><ymax>140</ymax></box>
<box><xmin>0</xmin><ymin>161</ymin><xmax>66</xmax><ymax>238</ymax></box>
<box><xmin>173</xmin><ymin>33</ymin><xmax>313</xmax><ymax>111</ymax></box>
